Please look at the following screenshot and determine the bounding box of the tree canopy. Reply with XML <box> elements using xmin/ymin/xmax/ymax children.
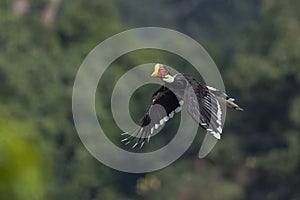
<box><xmin>0</xmin><ymin>0</ymin><xmax>299</xmax><ymax>199</ymax></box>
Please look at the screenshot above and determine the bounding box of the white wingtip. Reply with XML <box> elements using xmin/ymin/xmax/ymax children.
<box><xmin>132</xmin><ymin>143</ymin><xmax>138</xmax><ymax>149</ymax></box>
<box><xmin>163</xmin><ymin>116</ymin><xmax>169</xmax><ymax>122</ymax></box>
<box><xmin>175</xmin><ymin>106</ymin><xmax>182</xmax><ymax>113</ymax></box>
<box><xmin>140</xmin><ymin>142</ymin><xmax>145</xmax><ymax>149</ymax></box>
<box><xmin>155</xmin><ymin>124</ymin><xmax>160</xmax><ymax>129</ymax></box>
<box><xmin>121</xmin><ymin>132</ymin><xmax>129</xmax><ymax>136</ymax></box>
<box><xmin>206</xmin><ymin>86</ymin><xmax>218</xmax><ymax>91</ymax></box>
<box><xmin>213</xmin><ymin>132</ymin><xmax>221</xmax><ymax>139</ymax></box>
<box><xmin>228</xmin><ymin>98</ymin><xmax>235</xmax><ymax>102</ymax></box>
<box><xmin>160</xmin><ymin>119</ymin><xmax>164</xmax><ymax>125</ymax></box>
<box><xmin>207</xmin><ymin>130</ymin><xmax>221</xmax><ymax>140</ymax></box>
<box><xmin>169</xmin><ymin>111</ymin><xmax>174</xmax><ymax>118</ymax></box>
<box><xmin>217</xmin><ymin>126</ymin><xmax>222</xmax><ymax>133</ymax></box>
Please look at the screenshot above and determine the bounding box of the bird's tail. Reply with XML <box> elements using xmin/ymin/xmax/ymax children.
<box><xmin>225</xmin><ymin>97</ymin><xmax>243</xmax><ymax>111</ymax></box>
<box><xmin>206</xmin><ymin>86</ymin><xmax>243</xmax><ymax>111</ymax></box>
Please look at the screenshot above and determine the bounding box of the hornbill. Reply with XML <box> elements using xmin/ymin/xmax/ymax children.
<box><xmin>121</xmin><ymin>64</ymin><xmax>243</xmax><ymax>149</ymax></box>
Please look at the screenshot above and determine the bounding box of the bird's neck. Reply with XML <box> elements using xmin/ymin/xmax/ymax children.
<box><xmin>162</xmin><ymin>74</ymin><xmax>175</xmax><ymax>83</ymax></box>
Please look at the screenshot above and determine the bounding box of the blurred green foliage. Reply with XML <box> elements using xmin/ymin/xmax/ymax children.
<box><xmin>0</xmin><ymin>0</ymin><xmax>299</xmax><ymax>200</ymax></box>
<box><xmin>0</xmin><ymin>108</ymin><xmax>47</xmax><ymax>200</ymax></box>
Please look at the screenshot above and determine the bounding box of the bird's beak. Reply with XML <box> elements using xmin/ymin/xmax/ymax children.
<box><xmin>151</xmin><ymin>64</ymin><xmax>160</xmax><ymax>77</ymax></box>
<box><xmin>151</xmin><ymin>71</ymin><xmax>159</xmax><ymax>77</ymax></box>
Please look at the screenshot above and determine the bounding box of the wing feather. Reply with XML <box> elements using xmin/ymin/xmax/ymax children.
<box><xmin>122</xmin><ymin>86</ymin><xmax>181</xmax><ymax>148</ymax></box>
<box><xmin>184</xmin><ymin>83</ymin><xmax>223</xmax><ymax>139</ymax></box>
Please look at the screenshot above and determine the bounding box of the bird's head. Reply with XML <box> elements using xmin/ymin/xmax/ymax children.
<box><xmin>151</xmin><ymin>64</ymin><xmax>174</xmax><ymax>83</ymax></box>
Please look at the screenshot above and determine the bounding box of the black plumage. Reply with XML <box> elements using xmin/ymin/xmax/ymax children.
<box><xmin>121</xmin><ymin>86</ymin><xmax>180</xmax><ymax>148</ymax></box>
<box><xmin>121</xmin><ymin>64</ymin><xmax>243</xmax><ymax>149</ymax></box>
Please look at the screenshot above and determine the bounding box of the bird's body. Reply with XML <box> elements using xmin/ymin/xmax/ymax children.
<box><xmin>122</xmin><ymin>64</ymin><xmax>243</xmax><ymax>149</ymax></box>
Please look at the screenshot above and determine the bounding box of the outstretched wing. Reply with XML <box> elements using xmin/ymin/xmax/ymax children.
<box><xmin>121</xmin><ymin>86</ymin><xmax>183</xmax><ymax>148</ymax></box>
<box><xmin>184</xmin><ymin>83</ymin><xmax>223</xmax><ymax>139</ymax></box>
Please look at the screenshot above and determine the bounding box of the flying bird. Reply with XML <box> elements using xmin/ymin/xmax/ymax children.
<box><xmin>121</xmin><ymin>64</ymin><xmax>243</xmax><ymax>149</ymax></box>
